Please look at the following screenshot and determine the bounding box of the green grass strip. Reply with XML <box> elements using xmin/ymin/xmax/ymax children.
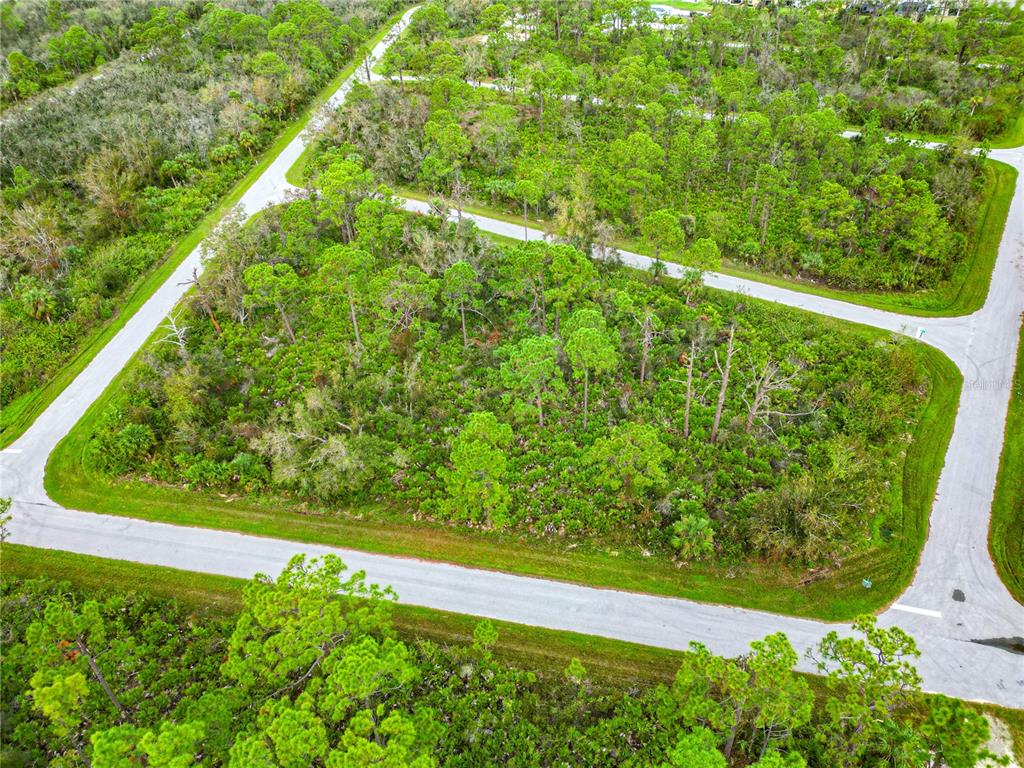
<box><xmin>989</xmin><ymin>109</ymin><xmax>1024</xmax><ymax>150</ymax></box>
<box><xmin>46</xmin><ymin>294</ymin><xmax>960</xmax><ymax>622</ymax></box>
<box><xmin>647</xmin><ymin>0</ymin><xmax>714</xmax><ymax>12</ymax></box>
<box><xmin>989</xmin><ymin>324</ymin><xmax>1024</xmax><ymax>604</ymax></box>
<box><xmin>0</xmin><ymin>8</ymin><xmax>410</xmax><ymax>450</ymax></box>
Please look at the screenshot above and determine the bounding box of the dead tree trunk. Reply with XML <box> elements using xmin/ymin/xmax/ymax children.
<box><xmin>684</xmin><ymin>338</ymin><xmax>697</xmax><ymax>438</ymax></box>
<box><xmin>710</xmin><ymin>323</ymin><xmax>736</xmax><ymax>444</ymax></box>
<box><xmin>77</xmin><ymin>639</ymin><xmax>125</xmax><ymax>717</ymax></box>
<box><xmin>348</xmin><ymin>288</ymin><xmax>362</xmax><ymax>348</ymax></box>
<box><xmin>277</xmin><ymin>302</ymin><xmax>297</xmax><ymax>344</ymax></box>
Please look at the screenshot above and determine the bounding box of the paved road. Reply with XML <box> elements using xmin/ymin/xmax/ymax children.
<box><xmin>9</xmin><ymin>502</ymin><xmax>1021</xmax><ymax>706</ymax></box>
<box><xmin>2</xmin><ymin>9</ymin><xmax>1022</xmax><ymax>707</ymax></box>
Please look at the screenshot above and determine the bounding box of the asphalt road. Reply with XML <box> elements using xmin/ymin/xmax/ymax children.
<box><xmin>2</xmin><ymin>8</ymin><xmax>1022</xmax><ymax>707</ymax></box>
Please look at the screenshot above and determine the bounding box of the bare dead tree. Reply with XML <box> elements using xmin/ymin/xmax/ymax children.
<box><xmin>636</xmin><ymin>310</ymin><xmax>666</xmax><ymax>385</ymax></box>
<box><xmin>710</xmin><ymin>322</ymin><xmax>736</xmax><ymax>444</ymax></box>
<box><xmin>668</xmin><ymin>320</ymin><xmax>712</xmax><ymax>439</ymax></box>
<box><xmin>159</xmin><ymin>314</ymin><xmax>190</xmax><ymax>361</ymax></box>
<box><xmin>3</xmin><ymin>202</ymin><xmax>69</xmax><ymax>278</ymax></box>
<box><xmin>742</xmin><ymin>356</ymin><xmax>803</xmax><ymax>434</ymax></box>
<box><xmin>451</xmin><ymin>176</ymin><xmax>470</xmax><ymax>226</ymax></box>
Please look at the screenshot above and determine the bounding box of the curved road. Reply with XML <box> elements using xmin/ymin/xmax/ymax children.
<box><xmin>2</xmin><ymin>7</ymin><xmax>1022</xmax><ymax>707</ymax></box>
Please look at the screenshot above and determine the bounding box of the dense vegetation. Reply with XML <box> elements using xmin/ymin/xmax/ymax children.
<box><xmin>0</xmin><ymin>557</ymin><xmax>1000</xmax><ymax>767</ymax></box>
<box><xmin>335</xmin><ymin>77</ymin><xmax>983</xmax><ymax>291</ymax></box>
<box><xmin>0</xmin><ymin>0</ymin><xmax>400</xmax><ymax>412</ymax></box>
<box><xmin>83</xmin><ymin>175</ymin><xmax>934</xmax><ymax>568</ymax></box>
<box><xmin>1</xmin><ymin>0</ymin><xmax>164</xmax><ymax>103</ymax></box>
<box><xmin>388</xmin><ymin>0</ymin><xmax>1024</xmax><ymax>138</ymax></box>
<box><xmin>336</xmin><ymin>0</ymin><xmax>1016</xmax><ymax>292</ymax></box>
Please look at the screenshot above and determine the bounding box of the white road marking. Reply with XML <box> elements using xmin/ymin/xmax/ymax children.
<box><xmin>1</xmin><ymin>449</ymin><xmax>22</xmax><ymax>454</ymax></box>
<box><xmin>892</xmin><ymin>603</ymin><xmax>943</xmax><ymax>619</ymax></box>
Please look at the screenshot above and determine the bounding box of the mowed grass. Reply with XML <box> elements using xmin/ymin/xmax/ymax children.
<box><xmin>46</xmin><ymin>293</ymin><xmax>961</xmax><ymax>622</ymax></box>
<box><xmin>4</xmin><ymin>543</ymin><xmax>1022</xmax><ymax>762</ymax></box>
<box><xmin>0</xmin><ymin>8</ymin><xmax>410</xmax><ymax>450</ymax></box>
<box><xmin>990</xmin><ymin>109</ymin><xmax>1024</xmax><ymax>150</ymax></box>
<box><xmin>649</xmin><ymin>0</ymin><xmax>715</xmax><ymax>13</ymax></box>
<box><xmin>989</xmin><ymin>324</ymin><xmax>1024</xmax><ymax>605</ymax></box>
<box><xmin>399</xmin><ymin>158</ymin><xmax>1017</xmax><ymax>318</ymax></box>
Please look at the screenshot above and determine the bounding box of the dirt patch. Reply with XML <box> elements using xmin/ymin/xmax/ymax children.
<box><xmin>981</xmin><ymin>714</ymin><xmax>1020</xmax><ymax>768</ymax></box>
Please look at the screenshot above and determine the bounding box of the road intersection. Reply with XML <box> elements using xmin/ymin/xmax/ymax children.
<box><xmin>2</xmin><ymin>6</ymin><xmax>1022</xmax><ymax>708</ymax></box>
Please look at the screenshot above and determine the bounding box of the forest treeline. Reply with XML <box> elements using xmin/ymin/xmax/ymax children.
<box><xmin>0</xmin><ymin>557</ymin><xmax>1001</xmax><ymax>767</ymax></box>
<box><xmin>86</xmin><ymin>168</ymin><xmax>931</xmax><ymax>566</ymax></box>
<box><xmin>387</xmin><ymin>0</ymin><xmax>1022</xmax><ymax>139</ymax></box>
<box><xmin>331</xmin><ymin>0</ymin><xmax>1018</xmax><ymax>291</ymax></box>
<box><xmin>0</xmin><ymin>0</ymin><xmax>403</xmax><ymax>413</ymax></box>
<box><xmin>335</xmin><ymin>78</ymin><xmax>983</xmax><ymax>291</ymax></box>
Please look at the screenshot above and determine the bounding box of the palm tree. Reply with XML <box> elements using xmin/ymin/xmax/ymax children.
<box><xmin>19</xmin><ymin>280</ymin><xmax>56</xmax><ymax>323</ymax></box>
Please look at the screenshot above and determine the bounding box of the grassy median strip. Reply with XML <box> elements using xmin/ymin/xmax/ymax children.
<box><xmin>46</xmin><ymin>287</ymin><xmax>960</xmax><ymax>622</ymax></box>
<box><xmin>989</xmin><ymin>324</ymin><xmax>1024</xmax><ymax>605</ymax></box>
<box><xmin>0</xmin><ymin>8</ymin><xmax>410</xmax><ymax>450</ymax></box>
<box><xmin>399</xmin><ymin>158</ymin><xmax>1016</xmax><ymax>318</ymax></box>
<box><xmin>3</xmin><ymin>542</ymin><xmax>1021</xmax><ymax>761</ymax></box>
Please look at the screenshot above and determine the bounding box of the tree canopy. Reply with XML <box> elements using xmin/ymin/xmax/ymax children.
<box><xmin>0</xmin><ymin>562</ymin><xmax>1000</xmax><ymax>767</ymax></box>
